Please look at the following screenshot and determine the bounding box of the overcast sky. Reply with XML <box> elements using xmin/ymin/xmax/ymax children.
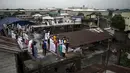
<box><xmin>0</xmin><ymin>0</ymin><xmax>130</xmax><ymax>9</ymax></box>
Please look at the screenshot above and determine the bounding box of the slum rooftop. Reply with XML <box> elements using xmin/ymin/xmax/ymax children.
<box><xmin>57</xmin><ymin>28</ymin><xmax>111</xmax><ymax>48</ymax></box>
<box><xmin>0</xmin><ymin>36</ymin><xmax>22</xmax><ymax>54</ymax></box>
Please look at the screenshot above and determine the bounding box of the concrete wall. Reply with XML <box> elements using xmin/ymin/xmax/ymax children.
<box><xmin>0</xmin><ymin>51</ymin><xmax>17</xmax><ymax>73</ymax></box>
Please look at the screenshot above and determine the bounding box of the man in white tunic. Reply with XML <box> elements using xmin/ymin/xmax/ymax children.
<box><xmin>17</xmin><ymin>36</ymin><xmax>24</xmax><ymax>49</ymax></box>
<box><xmin>28</xmin><ymin>40</ymin><xmax>33</xmax><ymax>53</ymax></box>
<box><xmin>50</xmin><ymin>38</ymin><xmax>56</xmax><ymax>52</ymax></box>
<box><xmin>11</xmin><ymin>31</ymin><xmax>16</xmax><ymax>39</ymax></box>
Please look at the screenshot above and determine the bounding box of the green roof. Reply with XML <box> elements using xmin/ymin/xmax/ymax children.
<box><xmin>48</xmin><ymin>12</ymin><xmax>59</xmax><ymax>16</ymax></box>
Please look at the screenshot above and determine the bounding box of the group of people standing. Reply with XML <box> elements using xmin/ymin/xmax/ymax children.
<box><xmin>26</xmin><ymin>30</ymin><xmax>70</xmax><ymax>59</ymax></box>
<box><xmin>6</xmin><ymin>24</ymin><xmax>38</xmax><ymax>58</ymax></box>
<box><xmin>42</xmin><ymin>31</ymin><xmax>69</xmax><ymax>58</ymax></box>
<box><xmin>8</xmin><ymin>24</ymin><xmax>70</xmax><ymax>59</ymax></box>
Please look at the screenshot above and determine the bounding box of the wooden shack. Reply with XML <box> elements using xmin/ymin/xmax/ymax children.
<box><xmin>0</xmin><ymin>36</ymin><xmax>22</xmax><ymax>73</ymax></box>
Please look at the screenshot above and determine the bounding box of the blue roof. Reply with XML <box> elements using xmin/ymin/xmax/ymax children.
<box><xmin>13</xmin><ymin>21</ymin><xmax>35</xmax><ymax>26</ymax></box>
<box><xmin>0</xmin><ymin>17</ymin><xmax>21</xmax><ymax>30</ymax></box>
<box><xmin>0</xmin><ymin>17</ymin><xmax>35</xmax><ymax>30</ymax></box>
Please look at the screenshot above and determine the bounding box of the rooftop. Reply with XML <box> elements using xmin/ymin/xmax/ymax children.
<box><xmin>70</xmin><ymin>9</ymin><xmax>107</xmax><ymax>12</ymax></box>
<box><xmin>0</xmin><ymin>36</ymin><xmax>22</xmax><ymax>54</ymax></box>
<box><xmin>57</xmin><ymin>29</ymin><xmax>111</xmax><ymax>48</ymax></box>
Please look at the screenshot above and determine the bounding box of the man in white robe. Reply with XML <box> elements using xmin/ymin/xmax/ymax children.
<box><xmin>44</xmin><ymin>33</ymin><xmax>48</xmax><ymax>40</ymax></box>
<box><xmin>28</xmin><ymin>40</ymin><xmax>33</xmax><ymax>53</ymax></box>
<box><xmin>11</xmin><ymin>31</ymin><xmax>16</xmax><ymax>39</ymax></box>
<box><xmin>17</xmin><ymin>36</ymin><xmax>24</xmax><ymax>49</ymax></box>
<box><xmin>50</xmin><ymin>38</ymin><xmax>56</xmax><ymax>52</ymax></box>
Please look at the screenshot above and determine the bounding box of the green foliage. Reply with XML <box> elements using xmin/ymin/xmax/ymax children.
<box><xmin>77</xmin><ymin>13</ymin><xmax>84</xmax><ymax>17</ymax></box>
<box><xmin>58</xmin><ymin>9</ymin><xmax>62</xmax><ymax>14</ymax></box>
<box><xmin>111</xmin><ymin>14</ymin><xmax>125</xmax><ymax>31</ymax></box>
<box><xmin>3</xmin><ymin>12</ymin><xmax>11</xmax><ymax>17</ymax></box>
<box><xmin>48</xmin><ymin>12</ymin><xmax>59</xmax><ymax>17</ymax></box>
<box><xmin>31</xmin><ymin>12</ymin><xmax>40</xmax><ymax>15</ymax></box>
<box><xmin>12</xmin><ymin>11</ymin><xmax>25</xmax><ymax>16</ymax></box>
<box><xmin>120</xmin><ymin>52</ymin><xmax>130</xmax><ymax>67</ymax></box>
<box><xmin>107</xmin><ymin>9</ymin><xmax>113</xmax><ymax>17</ymax></box>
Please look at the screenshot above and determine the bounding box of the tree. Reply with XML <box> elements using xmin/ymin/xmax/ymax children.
<box><xmin>111</xmin><ymin>14</ymin><xmax>125</xmax><ymax>31</ymax></box>
<box><xmin>58</xmin><ymin>9</ymin><xmax>62</xmax><ymax>14</ymax></box>
<box><xmin>31</xmin><ymin>12</ymin><xmax>40</xmax><ymax>15</ymax></box>
<box><xmin>77</xmin><ymin>12</ymin><xmax>84</xmax><ymax>17</ymax></box>
<box><xmin>12</xmin><ymin>11</ymin><xmax>25</xmax><ymax>16</ymax></box>
<box><xmin>111</xmin><ymin>15</ymin><xmax>126</xmax><ymax>65</ymax></box>
<box><xmin>5</xmin><ymin>8</ymin><xmax>9</xmax><ymax>10</ymax></box>
<box><xmin>108</xmin><ymin>10</ymin><xmax>113</xmax><ymax>18</ymax></box>
<box><xmin>3</xmin><ymin>12</ymin><xmax>11</xmax><ymax>17</ymax></box>
<box><xmin>119</xmin><ymin>48</ymin><xmax>130</xmax><ymax>67</ymax></box>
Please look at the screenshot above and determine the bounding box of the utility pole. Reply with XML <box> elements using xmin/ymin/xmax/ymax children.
<box><xmin>97</xmin><ymin>16</ymin><xmax>100</xmax><ymax>27</ymax></box>
<box><xmin>105</xmin><ymin>39</ymin><xmax>111</xmax><ymax>73</ymax></box>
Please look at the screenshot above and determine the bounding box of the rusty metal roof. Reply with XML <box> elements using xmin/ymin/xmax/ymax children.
<box><xmin>0</xmin><ymin>36</ymin><xmax>22</xmax><ymax>54</ymax></box>
<box><xmin>57</xmin><ymin>29</ymin><xmax>111</xmax><ymax>48</ymax></box>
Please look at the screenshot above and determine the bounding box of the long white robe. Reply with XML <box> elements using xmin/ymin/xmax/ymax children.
<box><xmin>17</xmin><ymin>37</ymin><xmax>23</xmax><ymax>49</ymax></box>
<box><xmin>11</xmin><ymin>31</ymin><xmax>16</xmax><ymax>39</ymax></box>
<box><xmin>23</xmin><ymin>33</ymin><xmax>29</xmax><ymax>40</ymax></box>
<box><xmin>50</xmin><ymin>39</ymin><xmax>56</xmax><ymax>52</ymax></box>
<box><xmin>44</xmin><ymin>33</ymin><xmax>48</xmax><ymax>40</ymax></box>
<box><xmin>47</xmin><ymin>32</ymin><xmax>50</xmax><ymax>39</ymax></box>
<box><xmin>28</xmin><ymin>40</ymin><xmax>33</xmax><ymax>53</ymax></box>
<box><xmin>59</xmin><ymin>39</ymin><xmax>62</xmax><ymax>45</ymax></box>
<box><xmin>45</xmin><ymin>32</ymin><xmax>50</xmax><ymax>40</ymax></box>
<box><xmin>62</xmin><ymin>44</ymin><xmax>66</xmax><ymax>53</ymax></box>
<box><xmin>12</xmin><ymin>33</ymin><xmax>16</xmax><ymax>39</ymax></box>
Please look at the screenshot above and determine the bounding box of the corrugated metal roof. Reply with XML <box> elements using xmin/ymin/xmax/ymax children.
<box><xmin>0</xmin><ymin>17</ymin><xmax>35</xmax><ymax>30</ymax></box>
<box><xmin>57</xmin><ymin>29</ymin><xmax>111</xmax><ymax>48</ymax></box>
<box><xmin>0</xmin><ymin>36</ymin><xmax>22</xmax><ymax>54</ymax></box>
<box><xmin>0</xmin><ymin>17</ymin><xmax>21</xmax><ymax>30</ymax></box>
